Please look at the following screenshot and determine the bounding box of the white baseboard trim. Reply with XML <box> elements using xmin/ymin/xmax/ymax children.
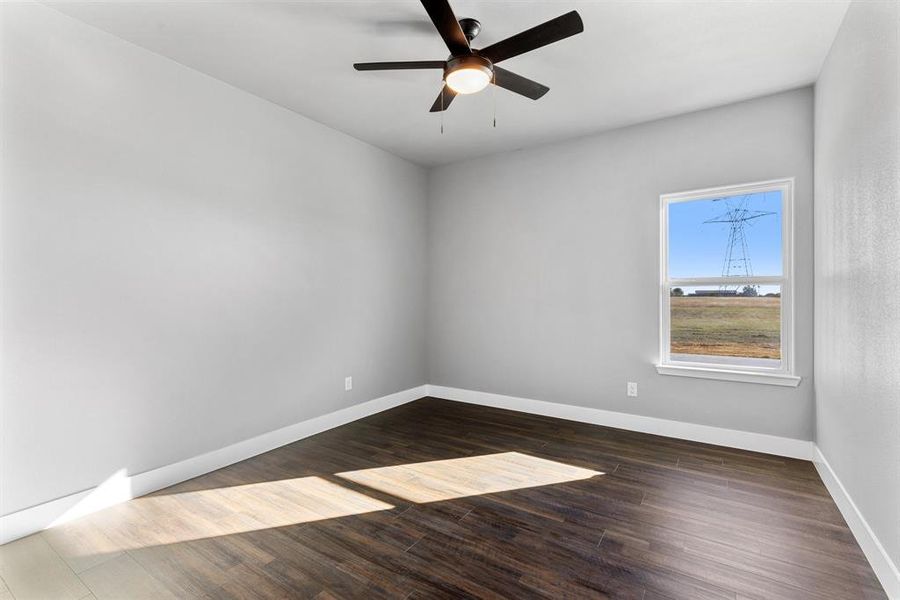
<box><xmin>813</xmin><ymin>447</ymin><xmax>900</xmax><ymax>599</ymax></box>
<box><xmin>426</xmin><ymin>385</ymin><xmax>814</xmax><ymax>460</ymax></box>
<box><xmin>4</xmin><ymin>383</ymin><xmax>893</xmax><ymax>598</ymax></box>
<box><xmin>0</xmin><ymin>385</ymin><xmax>427</xmax><ymax>545</ymax></box>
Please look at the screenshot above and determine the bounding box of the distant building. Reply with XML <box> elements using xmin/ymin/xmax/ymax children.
<box><xmin>691</xmin><ymin>290</ymin><xmax>738</xmax><ymax>297</ymax></box>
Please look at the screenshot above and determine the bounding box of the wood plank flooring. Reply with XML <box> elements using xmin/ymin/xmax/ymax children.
<box><xmin>0</xmin><ymin>397</ymin><xmax>886</xmax><ymax>599</ymax></box>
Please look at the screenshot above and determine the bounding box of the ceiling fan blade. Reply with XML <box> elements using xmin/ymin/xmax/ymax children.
<box><xmin>492</xmin><ymin>66</ymin><xmax>549</xmax><ymax>100</ymax></box>
<box><xmin>354</xmin><ymin>61</ymin><xmax>446</xmax><ymax>71</ymax></box>
<box><xmin>429</xmin><ymin>86</ymin><xmax>457</xmax><ymax>112</ymax></box>
<box><xmin>478</xmin><ymin>10</ymin><xmax>583</xmax><ymax>64</ymax></box>
<box><xmin>420</xmin><ymin>0</ymin><xmax>471</xmax><ymax>56</ymax></box>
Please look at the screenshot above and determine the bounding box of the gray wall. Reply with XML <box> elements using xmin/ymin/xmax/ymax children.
<box><xmin>427</xmin><ymin>88</ymin><xmax>814</xmax><ymax>440</ymax></box>
<box><xmin>0</xmin><ymin>3</ymin><xmax>427</xmax><ymax>516</ymax></box>
<box><xmin>814</xmin><ymin>0</ymin><xmax>900</xmax><ymax>570</ymax></box>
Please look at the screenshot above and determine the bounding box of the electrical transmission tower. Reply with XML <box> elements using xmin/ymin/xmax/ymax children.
<box><xmin>703</xmin><ymin>195</ymin><xmax>775</xmax><ymax>294</ymax></box>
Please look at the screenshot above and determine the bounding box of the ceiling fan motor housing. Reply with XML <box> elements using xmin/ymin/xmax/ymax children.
<box><xmin>445</xmin><ymin>55</ymin><xmax>493</xmax><ymax>79</ymax></box>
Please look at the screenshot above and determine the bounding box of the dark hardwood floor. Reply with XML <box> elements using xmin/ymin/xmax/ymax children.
<box><xmin>33</xmin><ymin>397</ymin><xmax>886</xmax><ymax>599</ymax></box>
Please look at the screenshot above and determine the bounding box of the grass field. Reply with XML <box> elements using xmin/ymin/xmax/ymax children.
<box><xmin>670</xmin><ymin>296</ymin><xmax>781</xmax><ymax>359</ymax></box>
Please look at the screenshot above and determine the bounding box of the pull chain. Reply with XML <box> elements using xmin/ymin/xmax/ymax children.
<box><xmin>440</xmin><ymin>82</ymin><xmax>445</xmax><ymax>134</ymax></box>
<box><xmin>492</xmin><ymin>71</ymin><xmax>497</xmax><ymax>128</ymax></box>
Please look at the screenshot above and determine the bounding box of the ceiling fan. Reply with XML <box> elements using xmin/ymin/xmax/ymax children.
<box><xmin>353</xmin><ymin>0</ymin><xmax>584</xmax><ymax>112</ymax></box>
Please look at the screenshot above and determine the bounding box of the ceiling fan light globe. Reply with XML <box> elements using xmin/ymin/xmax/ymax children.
<box><xmin>445</xmin><ymin>66</ymin><xmax>492</xmax><ymax>94</ymax></box>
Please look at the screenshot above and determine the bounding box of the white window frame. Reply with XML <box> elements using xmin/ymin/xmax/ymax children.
<box><xmin>657</xmin><ymin>178</ymin><xmax>800</xmax><ymax>387</ymax></box>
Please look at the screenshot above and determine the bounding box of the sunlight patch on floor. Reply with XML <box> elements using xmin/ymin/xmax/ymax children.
<box><xmin>35</xmin><ymin>451</ymin><xmax>600</xmax><ymax>561</ymax></box>
<box><xmin>42</xmin><ymin>476</ymin><xmax>394</xmax><ymax>557</ymax></box>
<box><xmin>336</xmin><ymin>451</ymin><xmax>603</xmax><ymax>503</ymax></box>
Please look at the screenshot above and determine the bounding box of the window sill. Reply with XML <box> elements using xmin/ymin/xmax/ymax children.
<box><xmin>655</xmin><ymin>364</ymin><xmax>801</xmax><ymax>387</ymax></box>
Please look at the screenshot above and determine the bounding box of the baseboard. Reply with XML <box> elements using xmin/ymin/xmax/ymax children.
<box><xmin>7</xmin><ymin>384</ymin><xmax>892</xmax><ymax>597</ymax></box>
<box><xmin>0</xmin><ymin>384</ymin><xmax>427</xmax><ymax>545</ymax></box>
<box><xmin>813</xmin><ymin>447</ymin><xmax>900</xmax><ymax>599</ymax></box>
<box><xmin>426</xmin><ymin>385</ymin><xmax>814</xmax><ymax>460</ymax></box>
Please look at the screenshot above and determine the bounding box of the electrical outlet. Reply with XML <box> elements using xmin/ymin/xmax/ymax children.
<box><xmin>345</xmin><ymin>376</ymin><xmax>353</xmax><ymax>391</ymax></box>
<box><xmin>627</xmin><ymin>382</ymin><xmax>638</xmax><ymax>397</ymax></box>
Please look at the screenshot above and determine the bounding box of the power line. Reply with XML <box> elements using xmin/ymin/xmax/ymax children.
<box><xmin>703</xmin><ymin>194</ymin><xmax>775</xmax><ymax>294</ymax></box>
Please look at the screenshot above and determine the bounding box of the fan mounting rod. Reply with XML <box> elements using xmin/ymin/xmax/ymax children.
<box><xmin>458</xmin><ymin>18</ymin><xmax>481</xmax><ymax>42</ymax></box>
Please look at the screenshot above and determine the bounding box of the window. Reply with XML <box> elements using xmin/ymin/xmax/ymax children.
<box><xmin>657</xmin><ymin>179</ymin><xmax>799</xmax><ymax>386</ymax></box>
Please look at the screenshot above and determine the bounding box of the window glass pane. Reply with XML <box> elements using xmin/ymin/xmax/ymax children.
<box><xmin>669</xmin><ymin>285</ymin><xmax>781</xmax><ymax>368</ymax></box>
<box><xmin>668</xmin><ymin>190</ymin><xmax>782</xmax><ymax>279</ymax></box>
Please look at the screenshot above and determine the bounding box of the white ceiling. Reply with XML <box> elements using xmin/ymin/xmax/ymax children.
<box><xmin>48</xmin><ymin>1</ymin><xmax>849</xmax><ymax>166</ymax></box>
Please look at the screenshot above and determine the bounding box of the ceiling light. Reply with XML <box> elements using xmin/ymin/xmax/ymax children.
<box><xmin>444</xmin><ymin>56</ymin><xmax>493</xmax><ymax>95</ymax></box>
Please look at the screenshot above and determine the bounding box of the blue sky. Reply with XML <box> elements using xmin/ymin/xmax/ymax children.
<box><xmin>668</xmin><ymin>190</ymin><xmax>782</xmax><ymax>279</ymax></box>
